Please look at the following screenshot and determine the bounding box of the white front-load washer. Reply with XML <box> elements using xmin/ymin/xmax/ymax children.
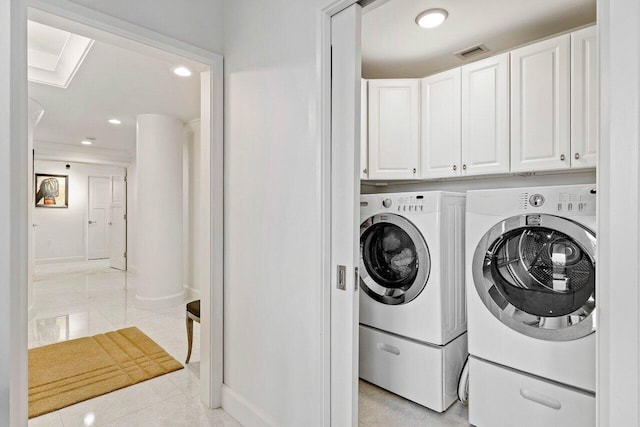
<box><xmin>466</xmin><ymin>184</ymin><xmax>597</xmax><ymax>427</ymax></box>
<box><xmin>358</xmin><ymin>191</ymin><xmax>467</xmax><ymax>412</ymax></box>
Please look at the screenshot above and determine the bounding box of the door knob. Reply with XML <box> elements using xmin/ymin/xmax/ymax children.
<box><xmin>560</xmin><ymin>154</ymin><xmax>566</xmax><ymax>161</ymax></box>
<box><xmin>32</xmin><ymin>224</ymin><xmax>38</xmax><ymax>227</ymax></box>
<box><xmin>463</xmin><ymin>164</ymin><xmax>467</xmax><ymax>170</ymax></box>
<box><xmin>575</xmin><ymin>153</ymin><xmax>580</xmax><ymax>160</ymax></box>
<box><xmin>88</xmin><ymin>221</ymin><xmax>96</xmax><ymax>224</ymax></box>
<box><xmin>453</xmin><ymin>165</ymin><xmax>457</xmax><ymax>171</ymax></box>
<box><xmin>108</xmin><ymin>222</ymin><xmax>113</xmax><ymax>226</ymax></box>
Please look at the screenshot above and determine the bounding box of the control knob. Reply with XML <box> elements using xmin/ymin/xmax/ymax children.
<box><xmin>382</xmin><ymin>198</ymin><xmax>392</xmax><ymax>208</ymax></box>
<box><xmin>529</xmin><ymin>194</ymin><xmax>545</xmax><ymax>207</ymax></box>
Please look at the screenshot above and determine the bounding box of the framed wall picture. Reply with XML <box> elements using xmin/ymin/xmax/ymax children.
<box><xmin>35</xmin><ymin>173</ymin><xmax>69</xmax><ymax>208</ymax></box>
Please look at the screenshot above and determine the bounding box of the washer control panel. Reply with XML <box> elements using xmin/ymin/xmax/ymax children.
<box><xmin>391</xmin><ymin>195</ymin><xmax>426</xmax><ymax>213</ymax></box>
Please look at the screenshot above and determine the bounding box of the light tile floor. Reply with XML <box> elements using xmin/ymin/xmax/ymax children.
<box><xmin>359</xmin><ymin>380</ymin><xmax>471</xmax><ymax>427</ymax></box>
<box><xmin>28</xmin><ymin>261</ymin><xmax>240</xmax><ymax>427</ymax></box>
<box><xmin>30</xmin><ymin>261</ymin><xmax>470</xmax><ymax>426</ymax></box>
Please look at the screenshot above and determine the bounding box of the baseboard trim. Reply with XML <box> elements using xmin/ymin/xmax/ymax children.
<box><xmin>35</xmin><ymin>256</ymin><xmax>85</xmax><ymax>265</ymax></box>
<box><xmin>184</xmin><ymin>286</ymin><xmax>200</xmax><ymax>300</ymax></box>
<box><xmin>221</xmin><ymin>384</ymin><xmax>278</xmax><ymax>427</ymax></box>
<box><xmin>134</xmin><ymin>291</ymin><xmax>184</xmax><ymax>310</ymax></box>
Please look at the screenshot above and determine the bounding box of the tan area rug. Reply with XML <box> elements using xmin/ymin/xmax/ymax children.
<box><xmin>29</xmin><ymin>326</ymin><xmax>183</xmax><ymax>418</ymax></box>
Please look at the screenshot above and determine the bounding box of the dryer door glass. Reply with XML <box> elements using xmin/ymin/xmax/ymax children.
<box><xmin>360</xmin><ymin>214</ymin><xmax>430</xmax><ymax>305</ymax></box>
<box><xmin>473</xmin><ymin>214</ymin><xmax>596</xmax><ymax>341</ymax></box>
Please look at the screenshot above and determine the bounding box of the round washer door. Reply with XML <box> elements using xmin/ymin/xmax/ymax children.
<box><xmin>360</xmin><ymin>213</ymin><xmax>430</xmax><ymax>305</ymax></box>
<box><xmin>473</xmin><ymin>214</ymin><xmax>596</xmax><ymax>341</ymax></box>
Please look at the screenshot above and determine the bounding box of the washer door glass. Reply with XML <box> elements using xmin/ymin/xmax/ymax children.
<box><xmin>360</xmin><ymin>214</ymin><xmax>430</xmax><ymax>305</ymax></box>
<box><xmin>473</xmin><ymin>214</ymin><xmax>596</xmax><ymax>341</ymax></box>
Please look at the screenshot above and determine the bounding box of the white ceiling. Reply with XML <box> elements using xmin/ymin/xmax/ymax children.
<box><xmin>362</xmin><ymin>0</ymin><xmax>597</xmax><ymax>78</ymax></box>
<box><xmin>28</xmin><ymin>21</ymin><xmax>94</xmax><ymax>88</ymax></box>
<box><xmin>29</xmin><ymin>15</ymin><xmax>206</xmax><ymax>154</ymax></box>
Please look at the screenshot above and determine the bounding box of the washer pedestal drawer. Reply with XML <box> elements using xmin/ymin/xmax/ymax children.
<box><xmin>469</xmin><ymin>356</ymin><xmax>595</xmax><ymax>427</ymax></box>
<box><xmin>359</xmin><ymin>325</ymin><xmax>467</xmax><ymax>412</ymax></box>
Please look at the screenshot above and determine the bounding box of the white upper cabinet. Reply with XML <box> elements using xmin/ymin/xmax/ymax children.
<box><xmin>420</xmin><ymin>68</ymin><xmax>461</xmax><ymax>179</ymax></box>
<box><xmin>368</xmin><ymin>79</ymin><xmax>421</xmax><ymax>180</ymax></box>
<box><xmin>461</xmin><ymin>52</ymin><xmax>510</xmax><ymax>176</ymax></box>
<box><xmin>571</xmin><ymin>26</ymin><xmax>598</xmax><ymax>168</ymax></box>
<box><xmin>511</xmin><ymin>34</ymin><xmax>571</xmax><ymax>172</ymax></box>
<box><xmin>361</xmin><ymin>79</ymin><xmax>369</xmax><ymax>179</ymax></box>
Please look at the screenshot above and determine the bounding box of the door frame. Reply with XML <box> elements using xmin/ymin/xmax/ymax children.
<box><xmin>323</xmin><ymin>0</ymin><xmax>640</xmax><ymax>426</ymax></box>
<box><xmin>5</xmin><ymin>1</ymin><xmax>224</xmax><ymax>425</ymax></box>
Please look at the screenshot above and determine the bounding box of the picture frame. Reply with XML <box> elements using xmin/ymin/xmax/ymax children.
<box><xmin>35</xmin><ymin>173</ymin><xmax>69</xmax><ymax>208</ymax></box>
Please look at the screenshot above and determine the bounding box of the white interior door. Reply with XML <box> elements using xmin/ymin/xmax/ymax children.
<box><xmin>331</xmin><ymin>4</ymin><xmax>361</xmax><ymax>426</ymax></box>
<box><xmin>88</xmin><ymin>176</ymin><xmax>111</xmax><ymax>260</ymax></box>
<box><xmin>109</xmin><ymin>175</ymin><xmax>127</xmax><ymax>270</ymax></box>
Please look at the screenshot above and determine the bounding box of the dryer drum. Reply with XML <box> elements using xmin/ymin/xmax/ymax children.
<box><xmin>489</xmin><ymin>227</ymin><xmax>595</xmax><ymax>318</ymax></box>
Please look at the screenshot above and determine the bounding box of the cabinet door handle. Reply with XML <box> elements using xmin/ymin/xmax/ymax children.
<box><xmin>412</xmin><ymin>168</ymin><xmax>416</xmax><ymax>174</ymax></box>
<box><xmin>363</xmin><ymin>168</ymin><xmax>368</xmax><ymax>174</ymax></box>
<box><xmin>88</xmin><ymin>221</ymin><xmax>96</xmax><ymax>225</ymax></box>
<box><xmin>462</xmin><ymin>164</ymin><xmax>467</xmax><ymax>170</ymax></box>
<box><xmin>452</xmin><ymin>165</ymin><xmax>457</xmax><ymax>171</ymax></box>
<box><xmin>560</xmin><ymin>154</ymin><xmax>566</xmax><ymax>161</ymax></box>
<box><xmin>574</xmin><ymin>153</ymin><xmax>580</xmax><ymax>160</ymax></box>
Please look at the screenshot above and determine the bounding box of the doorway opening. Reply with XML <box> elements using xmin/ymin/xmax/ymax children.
<box><xmin>21</xmin><ymin>5</ymin><xmax>224</xmax><ymax>426</ymax></box>
<box><xmin>327</xmin><ymin>0</ymin><xmax>599</xmax><ymax>425</ymax></box>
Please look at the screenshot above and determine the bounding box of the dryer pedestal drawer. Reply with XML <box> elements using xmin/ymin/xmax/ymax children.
<box><xmin>469</xmin><ymin>356</ymin><xmax>595</xmax><ymax>427</ymax></box>
<box><xmin>359</xmin><ymin>325</ymin><xmax>467</xmax><ymax>412</ymax></box>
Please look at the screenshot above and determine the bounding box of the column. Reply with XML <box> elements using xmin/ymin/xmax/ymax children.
<box><xmin>135</xmin><ymin>114</ymin><xmax>184</xmax><ymax>309</ymax></box>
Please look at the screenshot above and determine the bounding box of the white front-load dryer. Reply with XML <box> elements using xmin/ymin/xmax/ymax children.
<box><xmin>358</xmin><ymin>191</ymin><xmax>467</xmax><ymax>412</ymax></box>
<box><xmin>466</xmin><ymin>184</ymin><xmax>597</xmax><ymax>427</ymax></box>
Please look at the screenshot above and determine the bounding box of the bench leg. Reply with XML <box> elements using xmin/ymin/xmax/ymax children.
<box><xmin>185</xmin><ymin>315</ymin><xmax>194</xmax><ymax>363</ymax></box>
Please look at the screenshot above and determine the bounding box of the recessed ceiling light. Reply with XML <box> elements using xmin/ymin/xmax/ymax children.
<box><xmin>81</xmin><ymin>140</ymin><xmax>92</xmax><ymax>145</ymax></box>
<box><xmin>415</xmin><ymin>8</ymin><xmax>448</xmax><ymax>29</ymax></box>
<box><xmin>108</xmin><ymin>118</ymin><xmax>121</xmax><ymax>125</ymax></box>
<box><xmin>172</xmin><ymin>66</ymin><xmax>192</xmax><ymax>77</ymax></box>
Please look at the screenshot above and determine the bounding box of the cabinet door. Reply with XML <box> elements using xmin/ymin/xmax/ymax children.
<box><xmin>571</xmin><ymin>26</ymin><xmax>598</xmax><ymax>168</ymax></box>
<box><xmin>361</xmin><ymin>79</ymin><xmax>369</xmax><ymax>179</ymax></box>
<box><xmin>420</xmin><ymin>68</ymin><xmax>461</xmax><ymax>179</ymax></box>
<box><xmin>461</xmin><ymin>53</ymin><xmax>510</xmax><ymax>176</ymax></box>
<box><xmin>368</xmin><ymin>79</ymin><xmax>420</xmax><ymax>180</ymax></box>
<box><xmin>511</xmin><ymin>34</ymin><xmax>571</xmax><ymax>172</ymax></box>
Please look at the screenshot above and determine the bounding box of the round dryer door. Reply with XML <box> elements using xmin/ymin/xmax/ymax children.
<box><xmin>473</xmin><ymin>214</ymin><xmax>596</xmax><ymax>341</ymax></box>
<box><xmin>360</xmin><ymin>213</ymin><xmax>430</xmax><ymax>305</ymax></box>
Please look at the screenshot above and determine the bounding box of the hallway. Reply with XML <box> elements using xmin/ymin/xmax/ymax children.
<box><xmin>28</xmin><ymin>261</ymin><xmax>238</xmax><ymax>427</ymax></box>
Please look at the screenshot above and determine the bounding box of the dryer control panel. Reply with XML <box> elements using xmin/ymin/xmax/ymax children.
<box><xmin>519</xmin><ymin>187</ymin><xmax>596</xmax><ymax>215</ymax></box>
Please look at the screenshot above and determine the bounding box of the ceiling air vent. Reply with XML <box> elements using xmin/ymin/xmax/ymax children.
<box><xmin>455</xmin><ymin>44</ymin><xmax>489</xmax><ymax>60</ymax></box>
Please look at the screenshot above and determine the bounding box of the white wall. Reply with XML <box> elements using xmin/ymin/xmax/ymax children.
<box><xmin>33</xmin><ymin>160</ymin><xmax>125</xmax><ymax>262</ymax></box>
<box><xmin>66</xmin><ymin>0</ymin><xmax>223</xmax><ymax>53</ymax></box>
<box><xmin>597</xmin><ymin>0</ymin><xmax>640</xmax><ymax>425</ymax></box>
<box><xmin>222</xmin><ymin>1</ymin><xmax>329</xmax><ymax>425</ymax></box>
<box><xmin>184</xmin><ymin>120</ymin><xmax>200</xmax><ymax>298</ymax></box>
<box><xmin>0</xmin><ymin>0</ymin><xmax>19</xmax><ymax>422</ymax></box>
